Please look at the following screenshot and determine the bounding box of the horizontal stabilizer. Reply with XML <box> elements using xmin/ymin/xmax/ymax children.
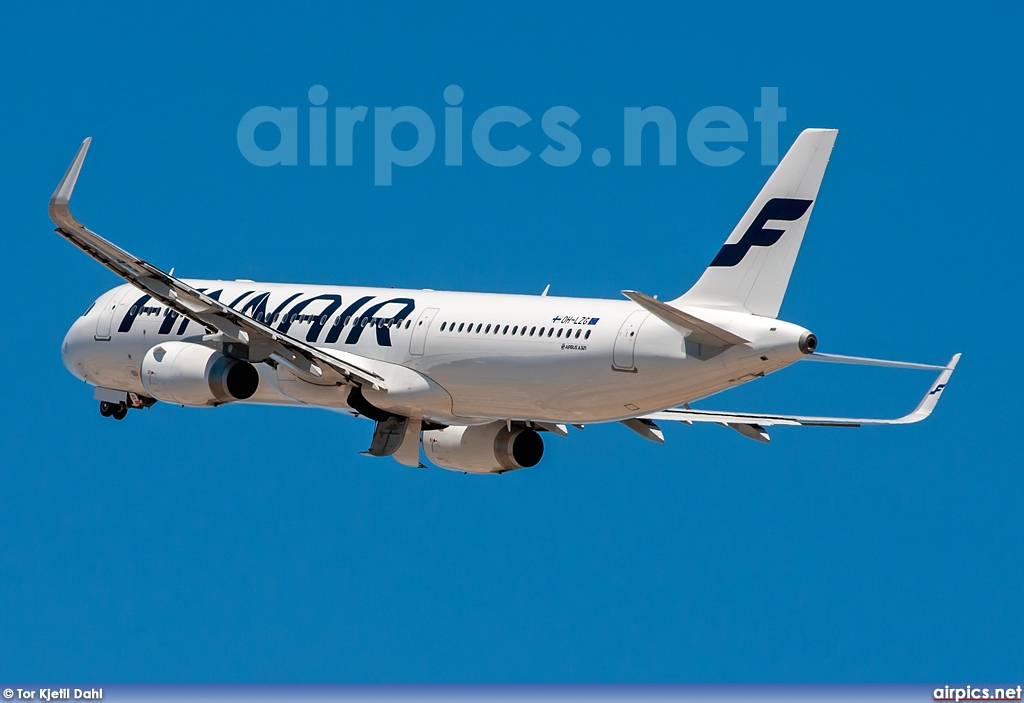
<box><xmin>622</xmin><ymin>290</ymin><xmax>748</xmax><ymax>347</ymax></box>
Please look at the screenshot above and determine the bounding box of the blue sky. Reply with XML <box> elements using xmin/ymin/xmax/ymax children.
<box><xmin>1</xmin><ymin>0</ymin><xmax>1021</xmax><ymax>683</ymax></box>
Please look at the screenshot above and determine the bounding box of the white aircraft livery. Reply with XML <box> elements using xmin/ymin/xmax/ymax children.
<box><xmin>54</xmin><ymin>129</ymin><xmax>959</xmax><ymax>473</ymax></box>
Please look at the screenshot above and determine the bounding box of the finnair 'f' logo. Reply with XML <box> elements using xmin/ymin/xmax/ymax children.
<box><xmin>710</xmin><ymin>198</ymin><xmax>813</xmax><ymax>267</ymax></box>
<box><xmin>929</xmin><ymin>383</ymin><xmax>946</xmax><ymax>396</ymax></box>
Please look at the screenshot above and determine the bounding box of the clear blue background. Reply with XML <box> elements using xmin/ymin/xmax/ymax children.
<box><xmin>1</xmin><ymin>0</ymin><xmax>1020</xmax><ymax>682</ymax></box>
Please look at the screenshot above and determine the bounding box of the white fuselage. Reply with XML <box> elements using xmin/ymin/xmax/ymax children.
<box><xmin>62</xmin><ymin>280</ymin><xmax>811</xmax><ymax>425</ymax></box>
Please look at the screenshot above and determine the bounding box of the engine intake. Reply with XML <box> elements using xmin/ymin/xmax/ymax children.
<box><xmin>423</xmin><ymin>422</ymin><xmax>544</xmax><ymax>473</ymax></box>
<box><xmin>141</xmin><ymin>342</ymin><xmax>259</xmax><ymax>406</ymax></box>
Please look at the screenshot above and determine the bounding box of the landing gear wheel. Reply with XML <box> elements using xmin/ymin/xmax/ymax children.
<box><xmin>112</xmin><ymin>405</ymin><xmax>128</xmax><ymax>421</ymax></box>
<box><xmin>99</xmin><ymin>401</ymin><xmax>114</xmax><ymax>417</ymax></box>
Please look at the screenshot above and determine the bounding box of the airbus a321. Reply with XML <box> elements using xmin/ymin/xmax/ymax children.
<box><xmin>54</xmin><ymin>129</ymin><xmax>959</xmax><ymax>473</ymax></box>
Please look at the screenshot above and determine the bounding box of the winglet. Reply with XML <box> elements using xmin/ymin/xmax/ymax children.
<box><xmin>898</xmin><ymin>353</ymin><xmax>960</xmax><ymax>424</ymax></box>
<box><xmin>46</xmin><ymin>137</ymin><xmax>389</xmax><ymax>391</ymax></box>
<box><xmin>49</xmin><ymin>137</ymin><xmax>92</xmax><ymax>220</ymax></box>
<box><xmin>642</xmin><ymin>352</ymin><xmax>960</xmax><ymax>430</ymax></box>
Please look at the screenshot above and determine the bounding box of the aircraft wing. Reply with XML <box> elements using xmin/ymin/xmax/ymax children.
<box><xmin>49</xmin><ymin>138</ymin><xmax>385</xmax><ymax>389</ymax></box>
<box><xmin>642</xmin><ymin>354</ymin><xmax>959</xmax><ymax>442</ymax></box>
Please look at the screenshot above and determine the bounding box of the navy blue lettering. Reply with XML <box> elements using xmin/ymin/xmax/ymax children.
<box><xmin>158</xmin><ymin>309</ymin><xmax>179</xmax><ymax>335</ymax></box>
<box><xmin>345</xmin><ymin>298</ymin><xmax>415</xmax><ymax>346</ymax></box>
<box><xmin>276</xmin><ymin>294</ymin><xmax>343</xmax><ymax>342</ymax></box>
<box><xmin>326</xmin><ymin>295</ymin><xmax>374</xmax><ymax>344</ymax></box>
<box><xmin>239</xmin><ymin>291</ymin><xmax>271</xmax><ymax>321</ymax></box>
<box><xmin>269</xmin><ymin>292</ymin><xmax>303</xmax><ymax>329</ymax></box>
<box><xmin>117</xmin><ymin>294</ymin><xmax>152</xmax><ymax>332</ymax></box>
<box><xmin>710</xmin><ymin>198</ymin><xmax>812</xmax><ymax>267</ymax></box>
<box><xmin>228</xmin><ymin>290</ymin><xmax>255</xmax><ymax>308</ymax></box>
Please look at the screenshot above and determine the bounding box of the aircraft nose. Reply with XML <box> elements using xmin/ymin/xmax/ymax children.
<box><xmin>61</xmin><ymin>316</ymin><xmax>91</xmax><ymax>382</ymax></box>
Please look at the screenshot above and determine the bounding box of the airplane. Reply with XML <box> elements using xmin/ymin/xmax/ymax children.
<box><xmin>53</xmin><ymin>129</ymin><xmax>959</xmax><ymax>473</ymax></box>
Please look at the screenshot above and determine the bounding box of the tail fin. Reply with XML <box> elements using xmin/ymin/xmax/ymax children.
<box><xmin>676</xmin><ymin>128</ymin><xmax>838</xmax><ymax>318</ymax></box>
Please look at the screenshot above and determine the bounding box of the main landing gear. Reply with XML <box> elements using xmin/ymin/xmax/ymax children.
<box><xmin>98</xmin><ymin>392</ymin><xmax>155</xmax><ymax>420</ymax></box>
<box><xmin>99</xmin><ymin>401</ymin><xmax>128</xmax><ymax>420</ymax></box>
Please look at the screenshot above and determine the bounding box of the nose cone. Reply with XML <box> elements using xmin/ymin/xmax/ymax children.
<box><xmin>62</xmin><ymin>315</ymin><xmax>91</xmax><ymax>382</ymax></box>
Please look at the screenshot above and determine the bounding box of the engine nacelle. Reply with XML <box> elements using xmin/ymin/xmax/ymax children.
<box><xmin>422</xmin><ymin>422</ymin><xmax>544</xmax><ymax>474</ymax></box>
<box><xmin>140</xmin><ymin>342</ymin><xmax>259</xmax><ymax>407</ymax></box>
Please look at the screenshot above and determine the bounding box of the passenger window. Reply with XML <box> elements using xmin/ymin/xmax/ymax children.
<box><xmin>485</xmin><ymin>324</ymin><xmax>491</xmax><ymax>333</ymax></box>
<box><xmin>557</xmin><ymin>329</ymin><xmax>563</xmax><ymax>338</ymax></box>
<box><xmin>547</xmin><ymin>328</ymin><xmax>554</xmax><ymax>337</ymax></box>
<box><xmin>440</xmin><ymin>322</ymin><xmax>447</xmax><ymax>331</ymax></box>
<box><xmin>584</xmin><ymin>330</ymin><xmax>591</xmax><ymax>339</ymax></box>
<box><xmin>529</xmin><ymin>326</ymin><xmax>536</xmax><ymax>336</ymax></box>
<box><xmin>476</xmin><ymin>323</ymin><xmax>482</xmax><ymax>333</ymax></box>
<box><xmin>512</xmin><ymin>326</ymin><xmax>518</xmax><ymax>335</ymax></box>
<box><xmin>575</xmin><ymin>329</ymin><xmax>582</xmax><ymax>338</ymax></box>
<box><xmin>458</xmin><ymin>323</ymin><xmax>465</xmax><ymax>332</ymax></box>
<box><xmin>406</xmin><ymin>319</ymin><xmax>411</xmax><ymax>329</ymax></box>
<box><xmin>520</xmin><ymin>326</ymin><xmax>527</xmax><ymax>335</ymax></box>
<box><xmin>503</xmin><ymin>325</ymin><xmax>509</xmax><ymax>334</ymax></box>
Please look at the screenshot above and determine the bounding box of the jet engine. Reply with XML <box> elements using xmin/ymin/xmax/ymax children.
<box><xmin>422</xmin><ymin>422</ymin><xmax>544</xmax><ymax>473</ymax></box>
<box><xmin>140</xmin><ymin>341</ymin><xmax>259</xmax><ymax>406</ymax></box>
